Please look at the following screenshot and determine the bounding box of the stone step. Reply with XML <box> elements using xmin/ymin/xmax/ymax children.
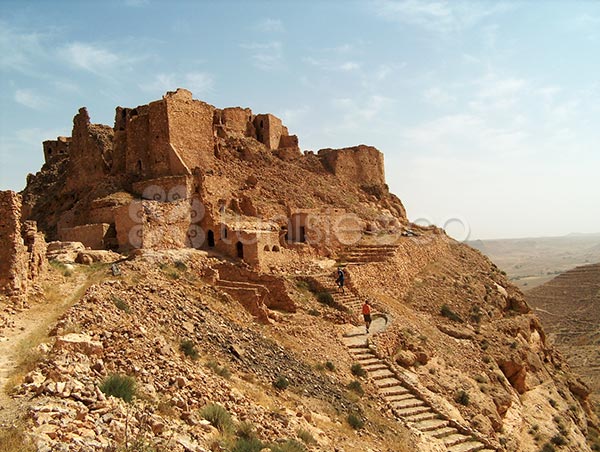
<box><xmin>348</xmin><ymin>343</ymin><xmax>370</xmax><ymax>350</ymax></box>
<box><xmin>384</xmin><ymin>392</ymin><xmax>414</xmax><ymax>403</ymax></box>
<box><xmin>378</xmin><ymin>386</ymin><xmax>410</xmax><ymax>397</ymax></box>
<box><xmin>447</xmin><ymin>441</ymin><xmax>486</xmax><ymax>452</ymax></box>
<box><xmin>404</xmin><ymin>410</ymin><xmax>438</xmax><ymax>423</ymax></box>
<box><xmin>391</xmin><ymin>398</ymin><xmax>425</xmax><ymax>409</ymax></box>
<box><xmin>374</xmin><ymin>377</ymin><xmax>402</xmax><ymax>388</ymax></box>
<box><xmin>443</xmin><ymin>433</ymin><xmax>473</xmax><ymax>447</ymax></box>
<box><xmin>368</xmin><ymin>369</ymin><xmax>395</xmax><ymax>380</ymax></box>
<box><xmin>393</xmin><ymin>405</ymin><xmax>432</xmax><ymax>418</ymax></box>
<box><xmin>412</xmin><ymin>418</ymin><xmax>448</xmax><ymax>432</ymax></box>
<box><xmin>431</xmin><ymin>426</ymin><xmax>457</xmax><ymax>438</ymax></box>
<box><xmin>363</xmin><ymin>363</ymin><xmax>388</xmax><ymax>372</ymax></box>
<box><xmin>357</xmin><ymin>357</ymin><xmax>380</xmax><ymax>366</ymax></box>
<box><xmin>353</xmin><ymin>353</ymin><xmax>376</xmax><ymax>361</ymax></box>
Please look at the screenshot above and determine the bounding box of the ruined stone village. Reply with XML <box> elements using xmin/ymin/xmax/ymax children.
<box><xmin>1</xmin><ymin>89</ymin><xmax>598</xmax><ymax>452</ymax></box>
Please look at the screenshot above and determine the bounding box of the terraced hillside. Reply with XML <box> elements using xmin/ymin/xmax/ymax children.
<box><xmin>526</xmin><ymin>263</ymin><xmax>600</xmax><ymax>411</ymax></box>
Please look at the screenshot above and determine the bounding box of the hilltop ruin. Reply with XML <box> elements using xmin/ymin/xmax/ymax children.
<box><xmin>21</xmin><ymin>88</ymin><xmax>406</xmax><ymax>269</ymax></box>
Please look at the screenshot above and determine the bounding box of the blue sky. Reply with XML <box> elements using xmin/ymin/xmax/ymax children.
<box><xmin>1</xmin><ymin>0</ymin><xmax>599</xmax><ymax>240</ymax></box>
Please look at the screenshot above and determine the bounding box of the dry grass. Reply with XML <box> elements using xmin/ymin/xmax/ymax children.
<box><xmin>3</xmin><ymin>265</ymin><xmax>109</xmax><ymax>395</ymax></box>
<box><xmin>0</xmin><ymin>420</ymin><xmax>36</xmax><ymax>452</ymax></box>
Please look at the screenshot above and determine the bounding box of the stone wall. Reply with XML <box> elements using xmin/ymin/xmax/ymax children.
<box><xmin>288</xmin><ymin>209</ymin><xmax>364</xmax><ymax>251</ymax></box>
<box><xmin>66</xmin><ymin>108</ymin><xmax>114</xmax><ymax>192</ymax></box>
<box><xmin>165</xmin><ymin>89</ymin><xmax>215</xmax><ymax>171</ymax></box>
<box><xmin>318</xmin><ymin>145</ymin><xmax>386</xmax><ymax>187</ymax></box>
<box><xmin>219</xmin><ymin>107</ymin><xmax>255</xmax><ymax>138</ymax></box>
<box><xmin>0</xmin><ymin>191</ymin><xmax>46</xmax><ymax>300</ymax></box>
<box><xmin>59</xmin><ymin>223</ymin><xmax>111</xmax><ymax>250</ymax></box>
<box><xmin>43</xmin><ymin>136</ymin><xmax>70</xmax><ymax>164</ymax></box>
<box><xmin>115</xmin><ymin>199</ymin><xmax>197</xmax><ymax>251</ymax></box>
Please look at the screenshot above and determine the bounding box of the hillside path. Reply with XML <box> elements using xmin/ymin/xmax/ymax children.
<box><xmin>341</xmin><ymin>312</ymin><xmax>497</xmax><ymax>452</ymax></box>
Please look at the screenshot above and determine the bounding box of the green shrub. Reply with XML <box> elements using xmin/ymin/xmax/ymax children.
<box><xmin>206</xmin><ymin>360</ymin><xmax>231</xmax><ymax>378</ymax></box>
<box><xmin>273</xmin><ymin>375</ymin><xmax>289</xmax><ymax>390</ymax></box>
<box><xmin>541</xmin><ymin>443</ymin><xmax>556</xmax><ymax>452</ymax></box>
<box><xmin>180</xmin><ymin>340</ymin><xmax>198</xmax><ymax>360</ymax></box>
<box><xmin>316</xmin><ymin>292</ymin><xmax>334</xmax><ymax>306</ymax></box>
<box><xmin>236</xmin><ymin>421</ymin><xmax>256</xmax><ymax>440</ymax></box>
<box><xmin>174</xmin><ymin>260</ymin><xmax>187</xmax><ymax>271</ymax></box>
<box><xmin>308</xmin><ymin>308</ymin><xmax>321</xmax><ymax>316</ymax></box>
<box><xmin>347</xmin><ymin>413</ymin><xmax>364</xmax><ymax>430</ymax></box>
<box><xmin>550</xmin><ymin>434</ymin><xmax>567</xmax><ymax>446</ymax></box>
<box><xmin>347</xmin><ymin>380</ymin><xmax>364</xmax><ymax>396</ymax></box>
<box><xmin>232</xmin><ymin>437</ymin><xmax>264</xmax><ymax>452</ymax></box>
<box><xmin>111</xmin><ymin>295</ymin><xmax>130</xmax><ymax>313</ymax></box>
<box><xmin>270</xmin><ymin>439</ymin><xmax>307</xmax><ymax>452</ymax></box>
<box><xmin>455</xmin><ymin>390</ymin><xmax>470</xmax><ymax>406</ymax></box>
<box><xmin>325</xmin><ymin>361</ymin><xmax>335</xmax><ymax>371</ymax></box>
<box><xmin>200</xmin><ymin>403</ymin><xmax>233</xmax><ymax>432</ymax></box>
<box><xmin>351</xmin><ymin>363</ymin><xmax>366</xmax><ymax>377</ymax></box>
<box><xmin>297</xmin><ymin>429</ymin><xmax>316</xmax><ymax>445</ymax></box>
<box><xmin>441</xmin><ymin>304</ymin><xmax>463</xmax><ymax>322</ymax></box>
<box><xmin>100</xmin><ymin>374</ymin><xmax>136</xmax><ymax>403</ymax></box>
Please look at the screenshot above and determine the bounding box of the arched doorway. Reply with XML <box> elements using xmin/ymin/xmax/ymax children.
<box><xmin>207</xmin><ymin>230</ymin><xmax>215</xmax><ymax>247</ymax></box>
<box><xmin>236</xmin><ymin>241</ymin><xmax>244</xmax><ymax>259</ymax></box>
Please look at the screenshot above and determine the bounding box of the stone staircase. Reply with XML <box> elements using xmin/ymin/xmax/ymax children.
<box><xmin>339</xmin><ymin>244</ymin><xmax>398</xmax><ymax>264</ymax></box>
<box><xmin>311</xmin><ymin>274</ymin><xmax>363</xmax><ymax>314</ymax></box>
<box><xmin>344</xmin><ymin>340</ymin><xmax>497</xmax><ymax>452</ymax></box>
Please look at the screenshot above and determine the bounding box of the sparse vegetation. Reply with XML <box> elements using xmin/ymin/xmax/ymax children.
<box><xmin>206</xmin><ymin>360</ymin><xmax>231</xmax><ymax>378</ymax></box>
<box><xmin>325</xmin><ymin>361</ymin><xmax>335</xmax><ymax>371</ymax></box>
<box><xmin>549</xmin><ymin>398</ymin><xmax>558</xmax><ymax>408</ymax></box>
<box><xmin>231</xmin><ymin>437</ymin><xmax>264</xmax><ymax>452</ymax></box>
<box><xmin>0</xmin><ymin>422</ymin><xmax>36</xmax><ymax>452</ymax></box>
<box><xmin>347</xmin><ymin>380</ymin><xmax>364</xmax><ymax>396</ymax></box>
<box><xmin>179</xmin><ymin>339</ymin><xmax>198</xmax><ymax>360</ymax></box>
<box><xmin>351</xmin><ymin>363</ymin><xmax>366</xmax><ymax>377</ymax></box>
<box><xmin>235</xmin><ymin>421</ymin><xmax>257</xmax><ymax>440</ymax></box>
<box><xmin>297</xmin><ymin>429</ymin><xmax>316</xmax><ymax>445</ymax></box>
<box><xmin>200</xmin><ymin>403</ymin><xmax>233</xmax><ymax>432</ymax></box>
<box><xmin>440</xmin><ymin>304</ymin><xmax>463</xmax><ymax>322</ymax></box>
<box><xmin>541</xmin><ymin>442</ymin><xmax>556</xmax><ymax>452</ymax></box>
<box><xmin>270</xmin><ymin>439</ymin><xmax>307</xmax><ymax>452</ymax></box>
<box><xmin>112</xmin><ymin>295</ymin><xmax>130</xmax><ymax>313</ymax></box>
<box><xmin>455</xmin><ymin>390</ymin><xmax>470</xmax><ymax>406</ymax></box>
<box><xmin>273</xmin><ymin>375</ymin><xmax>290</xmax><ymax>390</ymax></box>
<box><xmin>50</xmin><ymin>260</ymin><xmax>74</xmax><ymax>277</ymax></box>
<box><xmin>100</xmin><ymin>374</ymin><xmax>136</xmax><ymax>403</ymax></box>
<box><xmin>307</xmin><ymin>308</ymin><xmax>320</xmax><ymax>316</ymax></box>
<box><xmin>347</xmin><ymin>413</ymin><xmax>365</xmax><ymax>430</ymax></box>
<box><xmin>550</xmin><ymin>434</ymin><xmax>567</xmax><ymax>446</ymax></box>
<box><xmin>316</xmin><ymin>292</ymin><xmax>334</xmax><ymax>306</ymax></box>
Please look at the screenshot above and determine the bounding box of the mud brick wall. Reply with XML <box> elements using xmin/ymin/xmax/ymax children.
<box><xmin>318</xmin><ymin>145</ymin><xmax>386</xmax><ymax>187</ymax></box>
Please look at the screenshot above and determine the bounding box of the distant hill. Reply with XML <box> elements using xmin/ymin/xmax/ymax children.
<box><xmin>468</xmin><ymin>234</ymin><xmax>600</xmax><ymax>289</ymax></box>
<box><xmin>526</xmin><ymin>263</ymin><xmax>600</xmax><ymax>412</ymax></box>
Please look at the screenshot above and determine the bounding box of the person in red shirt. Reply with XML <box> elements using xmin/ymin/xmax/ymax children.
<box><xmin>362</xmin><ymin>300</ymin><xmax>371</xmax><ymax>333</ymax></box>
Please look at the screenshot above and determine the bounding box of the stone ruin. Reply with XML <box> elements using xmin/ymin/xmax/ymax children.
<box><xmin>0</xmin><ymin>190</ymin><xmax>47</xmax><ymax>302</ymax></box>
<box><xmin>21</xmin><ymin>88</ymin><xmax>403</xmax><ymax>269</ymax></box>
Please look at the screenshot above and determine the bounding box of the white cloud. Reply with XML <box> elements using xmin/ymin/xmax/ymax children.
<box><xmin>0</xmin><ymin>22</ymin><xmax>46</xmax><ymax>73</ymax></box>
<box><xmin>14</xmin><ymin>89</ymin><xmax>48</xmax><ymax>110</ymax></box>
<box><xmin>61</xmin><ymin>42</ymin><xmax>120</xmax><ymax>75</ymax></box>
<box><xmin>329</xmin><ymin>94</ymin><xmax>393</xmax><ymax>131</ymax></box>
<box><xmin>468</xmin><ymin>74</ymin><xmax>527</xmax><ymax>111</ymax></box>
<box><xmin>373</xmin><ymin>0</ymin><xmax>514</xmax><ymax>33</ymax></box>
<box><xmin>140</xmin><ymin>72</ymin><xmax>214</xmax><ymax>95</ymax></box>
<box><xmin>254</xmin><ymin>18</ymin><xmax>284</xmax><ymax>33</ymax></box>
<box><xmin>241</xmin><ymin>41</ymin><xmax>283</xmax><ymax>71</ymax></box>
<box><xmin>339</xmin><ymin>61</ymin><xmax>361</xmax><ymax>71</ymax></box>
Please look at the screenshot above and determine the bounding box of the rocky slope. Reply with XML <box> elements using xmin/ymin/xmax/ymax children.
<box><xmin>1</xmin><ymin>235</ymin><xmax>598</xmax><ymax>451</ymax></box>
<box><xmin>526</xmin><ymin>263</ymin><xmax>600</xmax><ymax>416</ymax></box>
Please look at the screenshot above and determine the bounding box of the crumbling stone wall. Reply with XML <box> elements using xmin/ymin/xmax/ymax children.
<box><xmin>0</xmin><ymin>191</ymin><xmax>46</xmax><ymax>300</ymax></box>
<box><xmin>59</xmin><ymin>223</ymin><xmax>111</xmax><ymax>250</ymax></box>
<box><xmin>219</xmin><ymin>107</ymin><xmax>255</xmax><ymax>138</ymax></box>
<box><xmin>43</xmin><ymin>136</ymin><xmax>70</xmax><ymax>164</ymax></box>
<box><xmin>318</xmin><ymin>145</ymin><xmax>386</xmax><ymax>187</ymax></box>
<box><xmin>66</xmin><ymin>108</ymin><xmax>114</xmax><ymax>192</ymax></box>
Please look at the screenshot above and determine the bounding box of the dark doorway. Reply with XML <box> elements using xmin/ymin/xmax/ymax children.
<box><xmin>236</xmin><ymin>241</ymin><xmax>244</xmax><ymax>259</ymax></box>
<box><xmin>207</xmin><ymin>230</ymin><xmax>215</xmax><ymax>247</ymax></box>
<box><xmin>299</xmin><ymin>226</ymin><xmax>306</xmax><ymax>243</ymax></box>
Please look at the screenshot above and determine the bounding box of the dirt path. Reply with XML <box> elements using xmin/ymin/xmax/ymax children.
<box><xmin>0</xmin><ymin>270</ymin><xmax>94</xmax><ymax>427</ymax></box>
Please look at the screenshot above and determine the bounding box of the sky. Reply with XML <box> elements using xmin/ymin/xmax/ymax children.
<box><xmin>1</xmin><ymin>0</ymin><xmax>599</xmax><ymax>240</ymax></box>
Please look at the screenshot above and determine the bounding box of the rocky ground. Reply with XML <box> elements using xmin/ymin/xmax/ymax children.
<box><xmin>1</xmin><ymin>233</ymin><xmax>599</xmax><ymax>452</ymax></box>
